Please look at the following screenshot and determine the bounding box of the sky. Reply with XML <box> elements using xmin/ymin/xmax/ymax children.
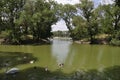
<box><xmin>51</xmin><ymin>0</ymin><xmax>114</xmax><ymax>31</ymax></box>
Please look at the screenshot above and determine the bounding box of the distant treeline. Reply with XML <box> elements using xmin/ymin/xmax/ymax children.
<box><xmin>52</xmin><ymin>31</ymin><xmax>70</xmax><ymax>37</ymax></box>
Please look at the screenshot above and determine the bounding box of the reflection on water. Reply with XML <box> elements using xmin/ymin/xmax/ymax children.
<box><xmin>51</xmin><ymin>39</ymin><xmax>72</xmax><ymax>63</ymax></box>
<box><xmin>0</xmin><ymin>40</ymin><xmax>120</xmax><ymax>73</ymax></box>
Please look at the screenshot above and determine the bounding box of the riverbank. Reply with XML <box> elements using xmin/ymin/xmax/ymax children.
<box><xmin>0</xmin><ymin>66</ymin><xmax>120</xmax><ymax>80</ymax></box>
<box><xmin>0</xmin><ymin>39</ymin><xmax>4</xmax><ymax>44</ymax></box>
<box><xmin>0</xmin><ymin>38</ymin><xmax>51</xmax><ymax>45</ymax></box>
<box><xmin>74</xmin><ymin>38</ymin><xmax>109</xmax><ymax>45</ymax></box>
<box><xmin>0</xmin><ymin>37</ymin><xmax>110</xmax><ymax>45</ymax></box>
<box><xmin>0</xmin><ymin>36</ymin><xmax>119</xmax><ymax>46</ymax></box>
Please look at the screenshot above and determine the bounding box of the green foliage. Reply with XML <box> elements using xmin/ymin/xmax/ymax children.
<box><xmin>103</xmin><ymin>5</ymin><xmax>120</xmax><ymax>31</ymax></box>
<box><xmin>101</xmin><ymin>3</ymin><xmax>120</xmax><ymax>46</ymax></box>
<box><xmin>58</xmin><ymin>4</ymin><xmax>77</xmax><ymax>39</ymax></box>
<box><xmin>30</xmin><ymin>0</ymin><xmax>58</xmax><ymax>40</ymax></box>
<box><xmin>72</xmin><ymin>16</ymin><xmax>88</xmax><ymax>40</ymax></box>
<box><xmin>110</xmin><ymin>31</ymin><xmax>120</xmax><ymax>46</ymax></box>
<box><xmin>75</xmin><ymin>0</ymin><xmax>102</xmax><ymax>43</ymax></box>
<box><xmin>0</xmin><ymin>0</ymin><xmax>5</xmax><ymax>33</ymax></box>
<box><xmin>76</xmin><ymin>0</ymin><xmax>94</xmax><ymax>22</ymax></box>
<box><xmin>52</xmin><ymin>31</ymin><xmax>70</xmax><ymax>37</ymax></box>
<box><xmin>110</xmin><ymin>38</ymin><xmax>120</xmax><ymax>46</ymax></box>
<box><xmin>114</xmin><ymin>0</ymin><xmax>120</xmax><ymax>7</ymax></box>
<box><xmin>103</xmin><ymin>66</ymin><xmax>120</xmax><ymax>80</ymax></box>
<box><xmin>1</xmin><ymin>65</ymin><xmax>120</xmax><ymax>80</ymax></box>
<box><xmin>1</xmin><ymin>0</ymin><xmax>26</xmax><ymax>44</ymax></box>
<box><xmin>0</xmin><ymin>0</ymin><xmax>58</xmax><ymax>44</ymax></box>
<box><xmin>0</xmin><ymin>0</ymin><xmax>120</xmax><ymax>45</ymax></box>
<box><xmin>71</xmin><ymin>0</ymin><xmax>120</xmax><ymax>45</ymax></box>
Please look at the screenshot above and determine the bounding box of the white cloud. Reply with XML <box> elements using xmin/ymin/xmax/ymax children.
<box><xmin>52</xmin><ymin>20</ymin><xmax>68</xmax><ymax>31</ymax></box>
<box><xmin>100</xmin><ymin>0</ymin><xmax>114</xmax><ymax>5</ymax></box>
<box><xmin>54</xmin><ymin>0</ymin><xmax>79</xmax><ymax>5</ymax></box>
<box><xmin>54</xmin><ymin>0</ymin><xmax>113</xmax><ymax>5</ymax></box>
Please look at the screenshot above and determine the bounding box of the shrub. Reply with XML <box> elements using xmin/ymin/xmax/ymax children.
<box><xmin>110</xmin><ymin>38</ymin><xmax>120</xmax><ymax>46</ymax></box>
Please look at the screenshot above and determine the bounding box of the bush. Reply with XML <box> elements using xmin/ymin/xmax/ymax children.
<box><xmin>110</xmin><ymin>38</ymin><xmax>120</xmax><ymax>46</ymax></box>
<box><xmin>0</xmin><ymin>31</ymin><xmax>10</xmax><ymax>38</ymax></box>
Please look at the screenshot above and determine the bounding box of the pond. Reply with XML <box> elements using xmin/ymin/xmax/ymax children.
<box><xmin>0</xmin><ymin>39</ymin><xmax>120</xmax><ymax>73</ymax></box>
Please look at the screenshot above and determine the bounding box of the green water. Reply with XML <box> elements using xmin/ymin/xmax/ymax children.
<box><xmin>0</xmin><ymin>39</ymin><xmax>120</xmax><ymax>73</ymax></box>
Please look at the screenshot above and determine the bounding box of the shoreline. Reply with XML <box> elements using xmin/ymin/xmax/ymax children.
<box><xmin>0</xmin><ymin>37</ymin><xmax>114</xmax><ymax>46</ymax></box>
<box><xmin>0</xmin><ymin>38</ymin><xmax>51</xmax><ymax>45</ymax></box>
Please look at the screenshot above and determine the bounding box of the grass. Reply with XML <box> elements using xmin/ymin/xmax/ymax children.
<box><xmin>0</xmin><ymin>66</ymin><xmax>120</xmax><ymax>80</ymax></box>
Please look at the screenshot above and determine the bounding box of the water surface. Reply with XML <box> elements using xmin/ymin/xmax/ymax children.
<box><xmin>0</xmin><ymin>39</ymin><xmax>120</xmax><ymax>73</ymax></box>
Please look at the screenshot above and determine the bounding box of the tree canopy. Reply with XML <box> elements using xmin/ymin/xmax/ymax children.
<box><xmin>0</xmin><ymin>0</ymin><xmax>120</xmax><ymax>45</ymax></box>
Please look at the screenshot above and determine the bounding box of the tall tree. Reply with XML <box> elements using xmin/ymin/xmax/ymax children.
<box><xmin>16</xmin><ymin>0</ymin><xmax>35</xmax><ymax>40</ymax></box>
<box><xmin>3</xmin><ymin>0</ymin><xmax>26</xmax><ymax>43</ymax></box>
<box><xmin>100</xmin><ymin>2</ymin><xmax>120</xmax><ymax>46</ymax></box>
<box><xmin>76</xmin><ymin>0</ymin><xmax>99</xmax><ymax>43</ymax></box>
<box><xmin>59</xmin><ymin>4</ymin><xmax>77</xmax><ymax>39</ymax></box>
<box><xmin>114</xmin><ymin>0</ymin><xmax>120</xmax><ymax>7</ymax></box>
<box><xmin>102</xmin><ymin>4</ymin><xmax>120</xmax><ymax>37</ymax></box>
<box><xmin>0</xmin><ymin>1</ymin><xmax>3</xmax><ymax>33</ymax></box>
<box><xmin>17</xmin><ymin>0</ymin><xmax>58</xmax><ymax>42</ymax></box>
<box><xmin>72</xmin><ymin>6</ymin><xmax>102</xmax><ymax>41</ymax></box>
<box><xmin>72</xmin><ymin>16</ymin><xmax>88</xmax><ymax>40</ymax></box>
<box><xmin>0</xmin><ymin>0</ymin><xmax>6</xmax><ymax>33</ymax></box>
<box><xmin>32</xmin><ymin>0</ymin><xmax>58</xmax><ymax>41</ymax></box>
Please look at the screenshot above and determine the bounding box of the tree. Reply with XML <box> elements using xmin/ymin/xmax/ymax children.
<box><xmin>59</xmin><ymin>4</ymin><xmax>77</xmax><ymax>39</ymax></box>
<box><xmin>15</xmin><ymin>0</ymin><xmax>35</xmax><ymax>41</ymax></box>
<box><xmin>89</xmin><ymin>7</ymin><xmax>102</xmax><ymax>39</ymax></box>
<box><xmin>76</xmin><ymin>0</ymin><xmax>101</xmax><ymax>43</ymax></box>
<box><xmin>72</xmin><ymin>16</ymin><xmax>88</xmax><ymax>40</ymax></box>
<box><xmin>0</xmin><ymin>1</ymin><xmax>3</xmax><ymax>33</ymax></box>
<box><xmin>114</xmin><ymin>0</ymin><xmax>120</xmax><ymax>7</ymax></box>
<box><xmin>31</xmin><ymin>0</ymin><xmax>58</xmax><ymax>41</ymax></box>
<box><xmin>2</xmin><ymin>0</ymin><xmax>26</xmax><ymax>44</ymax></box>
<box><xmin>102</xmin><ymin>4</ymin><xmax>120</xmax><ymax>37</ymax></box>
<box><xmin>0</xmin><ymin>0</ymin><xmax>6</xmax><ymax>33</ymax></box>
<box><xmin>100</xmin><ymin>2</ymin><xmax>120</xmax><ymax>46</ymax></box>
<box><xmin>16</xmin><ymin>0</ymin><xmax>58</xmax><ymax>42</ymax></box>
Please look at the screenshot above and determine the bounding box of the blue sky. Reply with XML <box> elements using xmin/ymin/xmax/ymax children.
<box><xmin>94</xmin><ymin>0</ymin><xmax>99</xmax><ymax>7</ymax></box>
<box><xmin>52</xmin><ymin>0</ymin><xmax>113</xmax><ymax>31</ymax></box>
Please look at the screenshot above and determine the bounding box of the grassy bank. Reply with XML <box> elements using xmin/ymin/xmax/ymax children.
<box><xmin>0</xmin><ymin>66</ymin><xmax>120</xmax><ymax>80</ymax></box>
